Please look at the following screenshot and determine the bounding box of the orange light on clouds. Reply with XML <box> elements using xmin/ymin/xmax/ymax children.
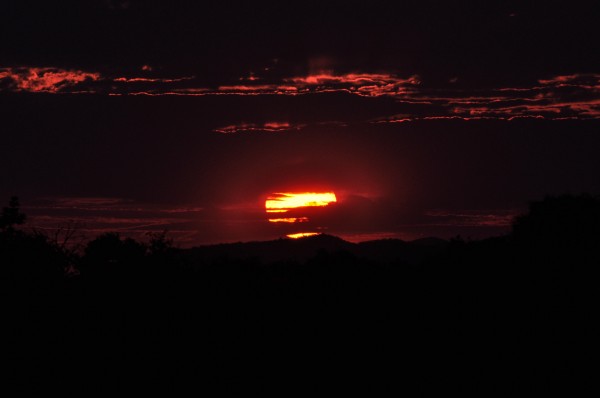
<box><xmin>265</xmin><ymin>192</ymin><xmax>337</xmax><ymax>211</ymax></box>
<box><xmin>266</xmin><ymin>192</ymin><xmax>336</xmax><ymax>238</ymax></box>
<box><xmin>287</xmin><ymin>232</ymin><xmax>320</xmax><ymax>239</ymax></box>
<box><xmin>266</xmin><ymin>192</ymin><xmax>337</xmax><ymax>223</ymax></box>
<box><xmin>269</xmin><ymin>217</ymin><xmax>309</xmax><ymax>223</ymax></box>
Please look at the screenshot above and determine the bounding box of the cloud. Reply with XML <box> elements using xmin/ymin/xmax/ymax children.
<box><xmin>117</xmin><ymin>71</ymin><xmax>598</xmax><ymax>121</ymax></box>
<box><xmin>24</xmin><ymin>197</ymin><xmax>206</xmax><ymax>246</ymax></box>
<box><xmin>0</xmin><ymin>66</ymin><xmax>195</xmax><ymax>94</ymax></box>
<box><xmin>101</xmin><ymin>71</ymin><xmax>421</xmax><ymax>97</ymax></box>
<box><xmin>21</xmin><ymin>194</ymin><xmax>524</xmax><ymax>246</ymax></box>
<box><xmin>282</xmin><ymin>73</ymin><xmax>421</xmax><ymax>96</ymax></box>
<box><xmin>424</xmin><ymin>210</ymin><xmax>520</xmax><ymax>227</ymax></box>
<box><xmin>1</xmin><ymin>65</ymin><xmax>598</xmax><ymax>121</ymax></box>
<box><xmin>31</xmin><ymin>197</ymin><xmax>204</xmax><ymax>214</ymax></box>
<box><xmin>0</xmin><ymin>67</ymin><xmax>100</xmax><ymax>93</ymax></box>
<box><xmin>213</xmin><ymin>122</ymin><xmax>303</xmax><ymax>134</ymax></box>
<box><xmin>373</xmin><ymin>73</ymin><xmax>600</xmax><ymax>121</ymax></box>
<box><xmin>113</xmin><ymin>76</ymin><xmax>194</xmax><ymax>83</ymax></box>
<box><xmin>537</xmin><ymin>74</ymin><xmax>600</xmax><ymax>88</ymax></box>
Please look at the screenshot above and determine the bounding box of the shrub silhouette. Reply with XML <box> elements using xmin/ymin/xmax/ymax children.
<box><xmin>0</xmin><ymin>197</ymin><xmax>68</xmax><ymax>282</ymax></box>
<box><xmin>81</xmin><ymin>232</ymin><xmax>146</xmax><ymax>276</ymax></box>
<box><xmin>513</xmin><ymin>194</ymin><xmax>600</xmax><ymax>244</ymax></box>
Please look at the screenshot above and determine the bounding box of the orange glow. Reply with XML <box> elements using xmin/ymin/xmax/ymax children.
<box><xmin>265</xmin><ymin>192</ymin><xmax>337</xmax><ymax>210</ymax></box>
<box><xmin>287</xmin><ymin>232</ymin><xmax>320</xmax><ymax>239</ymax></box>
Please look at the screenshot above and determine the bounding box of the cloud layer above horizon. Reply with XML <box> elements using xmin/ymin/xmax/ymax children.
<box><xmin>2</xmin><ymin>67</ymin><xmax>598</xmax><ymax>123</ymax></box>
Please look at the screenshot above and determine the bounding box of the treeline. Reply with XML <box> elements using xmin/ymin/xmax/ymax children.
<box><xmin>1</xmin><ymin>195</ymin><xmax>598</xmax><ymax>395</ymax></box>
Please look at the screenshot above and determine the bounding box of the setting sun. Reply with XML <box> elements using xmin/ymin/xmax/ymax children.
<box><xmin>265</xmin><ymin>192</ymin><xmax>337</xmax><ymax>223</ymax></box>
<box><xmin>266</xmin><ymin>192</ymin><xmax>337</xmax><ymax>211</ymax></box>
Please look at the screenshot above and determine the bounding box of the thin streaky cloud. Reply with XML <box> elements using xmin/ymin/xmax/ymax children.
<box><xmin>114</xmin><ymin>76</ymin><xmax>195</xmax><ymax>83</ymax></box>
<box><xmin>425</xmin><ymin>209</ymin><xmax>520</xmax><ymax>228</ymax></box>
<box><xmin>213</xmin><ymin>122</ymin><xmax>303</xmax><ymax>134</ymax></box>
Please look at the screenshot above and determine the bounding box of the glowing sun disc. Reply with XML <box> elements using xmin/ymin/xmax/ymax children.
<box><xmin>265</xmin><ymin>192</ymin><xmax>337</xmax><ymax>210</ymax></box>
<box><xmin>266</xmin><ymin>192</ymin><xmax>337</xmax><ymax>223</ymax></box>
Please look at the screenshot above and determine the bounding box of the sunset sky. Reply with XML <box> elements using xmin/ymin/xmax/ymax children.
<box><xmin>1</xmin><ymin>1</ymin><xmax>599</xmax><ymax>245</ymax></box>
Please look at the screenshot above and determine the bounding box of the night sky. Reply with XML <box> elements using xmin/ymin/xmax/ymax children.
<box><xmin>1</xmin><ymin>1</ymin><xmax>599</xmax><ymax>245</ymax></box>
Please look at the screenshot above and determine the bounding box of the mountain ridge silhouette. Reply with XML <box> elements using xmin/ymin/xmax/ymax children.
<box><xmin>183</xmin><ymin>233</ymin><xmax>448</xmax><ymax>264</ymax></box>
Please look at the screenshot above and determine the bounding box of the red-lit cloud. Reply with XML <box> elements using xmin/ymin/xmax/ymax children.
<box><xmin>1</xmin><ymin>66</ymin><xmax>598</xmax><ymax>121</ymax></box>
<box><xmin>181</xmin><ymin>72</ymin><xmax>599</xmax><ymax>121</ymax></box>
<box><xmin>0</xmin><ymin>67</ymin><xmax>100</xmax><ymax>93</ymax></box>
<box><xmin>282</xmin><ymin>73</ymin><xmax>421</xmax><ymax>97</ymax></box>
<box><xmin>213</xmin><ymin>122</ymin><xmax>302</xmax><ymax>134</ymax></box>
<box><xmin>0</xmin><ymin>66</ymin><xmax>194</xmax><ymax>94</ymax></box>
<box><xmin>213</xmin><ymin>85</ymin><xmax>300</xmax><ymax>95</ymax></box>
<box><xmin>373</xmin><ymin>73</ymin><xmax>600</xmax><ymax>122</ymax></box>
<box><xmin>113</xmin><ymin>76</ymin><xmax>194</xmax><ymax>83</ymax></box>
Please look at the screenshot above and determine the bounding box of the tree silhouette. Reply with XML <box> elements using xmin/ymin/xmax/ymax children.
<box><xmin>147</xmin><ymin>230</ymin><xmax>174</xmax><ymax>256</ymax></box>
<box><xmin>0</xmin><ymin>196</ymin><xmax>26</xmax><ymax>232</ymax></box>
<box><xmin>2</xmin><ymin>192</ymin><xmax>596</xmax><ymax>395</ymax></box>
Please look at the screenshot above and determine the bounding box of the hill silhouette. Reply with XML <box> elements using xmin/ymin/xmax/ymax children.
<box><xmin>184</xmin><ymin>233</ymin><xmax>447</xmax><ymax>264</ymax></box>
<box><xmin>1</xmin><ymin>194</ymin><xmax>598</xmax><ymax>395</ymax></box>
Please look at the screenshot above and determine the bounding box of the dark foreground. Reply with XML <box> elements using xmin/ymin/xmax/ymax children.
<box><xmin>2</xmin><ymin>195</ymin><xmax>598</xmax><ymax>395</ymax></box>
